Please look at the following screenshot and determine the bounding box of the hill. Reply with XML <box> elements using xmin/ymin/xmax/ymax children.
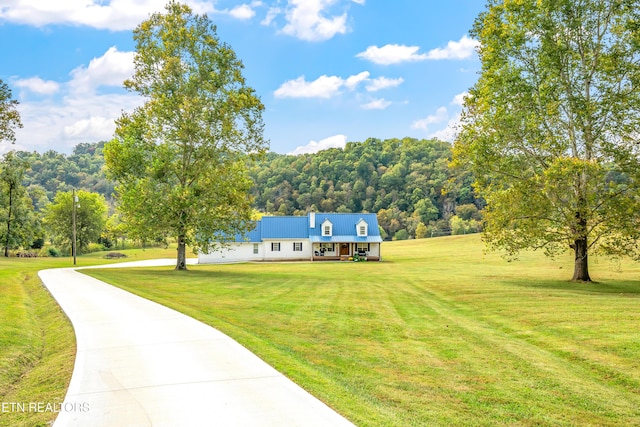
<box><xmin>12</xmin><ymin>137</ymin><xmax>482</xmax><ymax>239</ymax></box>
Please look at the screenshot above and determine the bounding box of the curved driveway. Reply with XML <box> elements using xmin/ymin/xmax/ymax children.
<box><xmin>39</xmin><ymin>260</ymin><xmax>354</xmax><ymax>427</ymax></box>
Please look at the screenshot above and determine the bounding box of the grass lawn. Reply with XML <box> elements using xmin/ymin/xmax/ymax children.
<box><xmin>81</xmin><ymin>235</ymin><xmax>640</xmax><ymax>426</ymax></box>
<box><xmin>0</xmin><ymin>246</ymin><xmax>178</xmax><ymax>427</ymax></box>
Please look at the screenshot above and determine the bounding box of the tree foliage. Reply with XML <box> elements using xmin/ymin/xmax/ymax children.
<box><xmin>249</xmin><ymin>137</ymin><xmax>481</xmax><ymax>239</ymax></box>
<box><xmin>15</xmin><ymin>142</ymin><xmax>113</xmax><ymax>204</ymax></box>
<box><xmin>0</xmin><ymin>151</ymin><xmax>39</xmax><ymax>255</ymax></box>
<box><xmin>13</xmin><ymin>137</ymin><xmax>481</xmax><ymax>244</ymax></box>
<box><xmin>0</xmin><ymin>79</ymin><xmax>22</xmax><ymax>144</ymax></box>
<box><xmin>42</xmin><ymin>190</ymin><xmax>108</xmax><ymax>254</ymax></box>
<box><xmin>106</xmin><ymin>1</ymin><xmax>267</xmax><ymax>270</ymax></box>
<box><xmin>454</xmin><ymin>0</ymin><xmax>640</xmax><ymax>281</ymax></box>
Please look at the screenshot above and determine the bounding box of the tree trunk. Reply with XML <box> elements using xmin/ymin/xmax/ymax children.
<box><xmin>571</xmin><ymin>195</ymin><xmax>591</xmax><ymax>282</ymax></box>
<box><xmin>4</xmin><ymin>184</ymin><xmax>13</xmax><ymax>257</ymax></box>
<box><xmin>175</xmin><ymin>235</ymin><xmax>187</xmax><ymax>270</ymax></box>
<box><xmin>571</xmin><ymin>237</ymin><xmax>591</xmax><ymax>282</ymax></box>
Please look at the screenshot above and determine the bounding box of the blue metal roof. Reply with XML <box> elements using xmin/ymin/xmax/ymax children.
<box><xmin>309</xmin><ymin>213</ymin><xmax>381</xmax><ymax>239</ymax></box>
<box><xmin>261</xmin><ymin>216</ymin><xmax>309</xmax><ymax>239</ymax></box>
<box><xmin>228</xmin><ymin>213</ymin><xmax>381</xmax><ymax>243</ymax></box>
<box><xmin>228</xmin><ymin>220</ymin><xmax>262</xmax><ymax>242</ymax></box>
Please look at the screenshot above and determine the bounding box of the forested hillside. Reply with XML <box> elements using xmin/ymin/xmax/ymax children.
<box><xmin>248</xmin><ymin>137</ymin><xmax>483</xmax><ymax>239</ymax></box>
<box><xmin>16</xmin><ymin>141</ymin><xmax>113</xmax><ymax>210</ymax></box>
<box><xmin>12</xmin><ymin>137</ymin><xmax>482</xmax><ymax>241</ymax></box>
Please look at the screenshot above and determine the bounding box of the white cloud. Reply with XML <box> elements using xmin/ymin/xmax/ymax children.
<box><xmin>262</xmin><ymin>1</ymin><xmax>365</xmax><ymax>40</ymax></box>
<box><xmin>361</xmin><ymin>98</ymin><xmax>391</xmax><ymax>110</ymax></box>
<box><xmin>357</xmin><ymin>36</ymin><xmax>480</xmax><ymax>65</ymax></box>
<box><xmin>412</xmin><ymin>106</ymin><xmax>448</xmax><ymax>131</ymax></box>
<box><xmin>425</xmin><ymin>35</ymin><xmax>480</xmax><ymax>60</ymax></box>
<box><xmin>413</xmin><ymin>92</ymin><xmax>469</xmax><ymax>141</ymax></box>
<box><xmin>274</xmin><ymin>71</ymin><xmax>404</xmax><ymax>102</ymax></box>
<box><xmin>261</xmin><ymin>6</ymin><xmax>281</xmax><ymax>26</ymax></box>
<box><xmin>356</xmin><ymin>44</ymin><xmax>427</xmax><ymax>65</ymax></box>
<box><xmin>366</xmin><ymin>76</ymin><xmax>404</xmax><ymax>92</ymax></box>
<box><xmin>281</xmin><ymin>0</ymin><xmax>348</xmax><ymax>41</ymax></box>
<box><xmin>14</xmin><ymin>77</ymin><xmax>60</xmax><ymax>95</ymax></box>
<box><xmin>274</xmin><ymin>72</ymin><xmax>368</xmax><ymax>99</ymax></box>
<box><xmin>289</xmin><ymin>134</ymin><xmax>347</xmax><ymax>155</ymax></box>
<box><xmin>15</xmin><ymin>92</ymin><xmax>143</xmax><ymax>153</ymax></box>
<box><xmin>228</xmin><ymin>4</ymin><xmax>256</xmax><ymax>20</ymax></box>
<box><xmin>274</xmin><ymin>75</ymin><xmax>343</xmax><ymax>99</ymax></box>
<box><xmin>344</xmin><ymin>71</ymin><xmax>370</xmax><ymax>90</ymax></box>
<box><xmin>63</xmin><ymin>116</ymin><xmax>116</xmax><ymax>139</ymax></box>
<box><xmin>10</xmin><ymin>46</ymin><xmax>144</xmax><ymax>153</ymax></box>
<box><xmin>69</xmin><ymin>46</ymin><xmax>135</xmax><ymax>94</ymax></box>
<box><xmin>429</xmin><ymin>113</ymin><xmax>461</xmax><ymax>142</ymax></box>
<box><xmin>0</xmin><ymin>1</ymin><xmax>251</xmax><ymax>30</ymax></box>
<box><xmin>452</xmin><ymin>91</ymin><xmax>469</xmax><ymax>106</ymax></box>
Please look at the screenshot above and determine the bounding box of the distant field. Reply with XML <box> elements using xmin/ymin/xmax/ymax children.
<box><xmin>0</xmin><ymin>245</ymin><xmax>179</xmax><ymax>427</ymax></box>
<box><xmin>84</xmin><ymin>235</ymin><xmax>640</xmax><ymax>426</ymax></box>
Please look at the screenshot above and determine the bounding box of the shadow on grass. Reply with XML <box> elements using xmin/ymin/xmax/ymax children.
<box><xmin>89</xmin><ymin>265</ymin><xmax>294</xmax><ymax>284</ymax></box>
<box><xmin>503</xmin><ymin>278</ymin><xmax>640</xmax><ymax>295</ymax></box>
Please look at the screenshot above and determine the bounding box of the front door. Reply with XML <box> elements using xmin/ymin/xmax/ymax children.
<box><xmin>340</xmin><ymin>243</ymin><xmax>349</xmax><ymax>256</ymax></box>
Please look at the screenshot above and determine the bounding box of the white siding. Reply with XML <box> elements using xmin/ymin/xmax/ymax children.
<box><xmin>263</xmin><ymin>240</ymin><xmax>312</xmax><ymax>261</ymax></box>
<box><xmin>356</xmin><ymin>243</ymin><xmax>380</xmax><ymax>258</ymax></box>
<box><xmin>198</xmin><ymin>240</ymin><xmax>315</xmax><ymax>263</ymax></box>
<box><xmin>368</xmin><ymin>244</ymin><xmax>380</xmax><ymax>257</ymax></box>
<box><xmin>198</xmin><ymin>243</ymin><xmax>264</xmax><ymax>264</ymax></box>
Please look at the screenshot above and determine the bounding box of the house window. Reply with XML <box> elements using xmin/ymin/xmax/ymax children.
<box><xmin>320</xmin><ymin>243</ymin><xmax>335</xmax><ymax>252</ymax></box>
<box><xmin>357</xmin><ymin>243</ymin><xmax>370</xmax><ymax>252</ymax></box>
<box><xmin>293</xmin><ymin>242</ymin><xmax>303</xmax><ymax>252</ymax></box>
<box><xmin>357</xmin><ymin>220</ymin><xmax>368</xmax><ymax>236</ymax></box>
<box><xmin>271</xmin><ymin>242</ymin><xmax>280</xmax><ymax>252</ymax></box>
<box><xmin>253</xmin><ymin>244</ymin><xmax>259</xmax><ymax>254</ymax></box>
<box><xmin>322</xmin><ymin>220</ymin><xmax>333</xmax><ymax>236</ymax></box>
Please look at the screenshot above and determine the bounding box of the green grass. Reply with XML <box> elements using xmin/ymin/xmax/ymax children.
<box><xmin>82</xmin><ymin>235</ymin><xmax>640</xmax><ymax>426</ymax></box>
<box><xmin>0</xmin><ymin>245</ymin><xmax>180</xmax><ymax>427</ymax></box>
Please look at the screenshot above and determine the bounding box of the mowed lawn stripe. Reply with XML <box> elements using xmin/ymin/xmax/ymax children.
<box><xmin>366</xmin><ymin>278</ymin><xmax>640</xmax><ymax>425</ymax></box>
<box><xmin>83</xmin><ymin>235</ymin><xmax>640</xmax><ymax>426</ymax></box>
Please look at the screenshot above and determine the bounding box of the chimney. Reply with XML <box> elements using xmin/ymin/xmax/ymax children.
<box><xmin>309</xmin><ymin>211</ymin><xmax>316</xmax><ymax>228</ymax></box>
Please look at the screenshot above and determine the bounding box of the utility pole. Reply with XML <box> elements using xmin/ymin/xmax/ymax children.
<box><xmin>72</xmin><ymin>189</ymin><xmax>77</xmax><ymax>265</ymax></box>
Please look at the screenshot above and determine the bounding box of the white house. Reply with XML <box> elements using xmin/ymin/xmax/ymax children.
<box><xmin>198</xmin><ymin>212</ymin><xmax>383</xmax><ymax>263</ymax></box>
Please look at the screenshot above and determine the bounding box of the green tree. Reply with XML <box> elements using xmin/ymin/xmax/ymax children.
<box><xmin>43</xmin><ymin>190</ymin><xmax>108</xmax><ymax>254</ymax></box>
<box><xmin>378</xmin><ymin>225</ymin><xmax>388</xmax><ymax>241</ymax></box>
<box><xmin>104</xmin><ymin>213</ymin><xmax>127</xmax><ymax>249</ymax></box>
<box><xmin>0</xmin><ymin>79</ymin><xmax>22</xmax><ymax>144</ymax></box>
<box><xmin>0</xmin><ymin>151</ymin><xmax>37</xmax><ymax>255</ymax></box>
<box><xmin>455</xmin><ymin>203</ymin><xmax>480</xmax><ymax>221</ymax></box>
<box><xmin>455</xmin><ymin>0</ymin><xmax>640</xmax><ymax>281</ymax></box>
<box><xmin>415</xmin><ymin>222</ymin><xmax>428</xmax><ymax>239</ymax></box>
<box><xmin>414</xmin><ymin>198</ymin><xmax>440</xmax><ymax>224</ymax></box>
<box><xmin>393</xmin><ymin>229</ymin><xmax>410</xmax><ymax>241</ymax></box>
<box><xmin>106</xmin><ymin>1</ymin><xmax>267</xmax><ymax>270</ymax></box>
<box><xmin>449</xmin><ymin>215</ymin><xmax>481</xmax><ymax>236</ymax></box>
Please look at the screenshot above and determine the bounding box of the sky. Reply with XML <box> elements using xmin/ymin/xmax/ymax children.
<box><xmin>0</xmin><ymin>0</ymin><xmax>485</xmax><ymax>156</ymax></box>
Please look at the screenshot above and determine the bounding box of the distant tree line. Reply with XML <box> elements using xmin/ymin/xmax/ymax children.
<box><xmin>248</xmin><ymin>137</ymin><xmax>484</xmax><ymax>240</ymax></box>
<box><xmin>1</xmin><ymin>136</ymin><xmax>483</xmax><ymax>256</ymax></box>
<box><xmin>16</xmin><ymin>141</ymin><xmax>114</xmax><ymax>206</ymax></box>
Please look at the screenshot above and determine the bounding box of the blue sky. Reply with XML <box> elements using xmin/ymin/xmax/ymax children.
<box><xmin>0</xmin><ymin>0</ymin><xmax>485</xmax><ymax>155</ymax></box>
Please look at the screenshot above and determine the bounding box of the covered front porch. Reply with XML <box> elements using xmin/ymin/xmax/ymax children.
<box><xmin>311</xmin><ymin>242</ymin><xmax>381</xmax><ymax>261</ymax></box>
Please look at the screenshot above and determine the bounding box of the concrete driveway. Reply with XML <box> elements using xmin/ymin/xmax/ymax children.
<box><xmin>39</xmin><ymin>260</ymin><xmax>355</xmax><ymax>427</ymax></box>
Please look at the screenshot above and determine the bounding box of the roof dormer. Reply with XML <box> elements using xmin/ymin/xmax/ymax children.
<box><xmin>356</xmin><ymin>218</ymin><xmax>368</xmax><ymax>237</ymax></box>
<box><xmin>322</xmin><ymin>219</ymin><xmax>333</xmax><ymax>237</ymax></box>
